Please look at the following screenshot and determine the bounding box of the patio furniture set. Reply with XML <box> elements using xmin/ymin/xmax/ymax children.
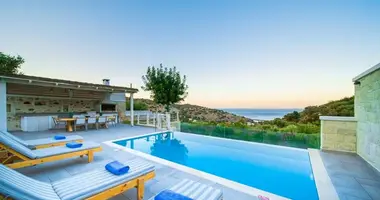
<box><xmin>52</xmin><ymin>115</ymin><xmax>117</xmax><ymax>132</ymax></box>
<box><xmin>0</xmin><ymin>130</ymin><xmax>223</xmax><ymax>200</ymax></box>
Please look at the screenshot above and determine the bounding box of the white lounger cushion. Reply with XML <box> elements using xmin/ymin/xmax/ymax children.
<box><xmin>0</xmin><ymin>158</ymin><xmax>154</xmax><ymax>200</ymax></box>
<box><xmin>0</xmin><ymin>165</ymin><xmax>60</xmax><ymax>200</ymax></box>
<box><xmin>33</xmin><ymin>141</ymin><xmax>100</xmax><ymax>158</ymax></box>
<box><xmin>52</xmin><ymin>158</ymin><xmax>155</xmax><ymax>200</ymax></box>
<box><xmin>24</xmin><ymin>135</ymin><xmax>83</xmax><ymax>147</ymax></box>
<box><xmin>0</xmin><ymin>131</ymin><xmax>83</xmax><ymax>149</ymax></box>
<box><xmin>151</xmin><ymin>179</ymin><xmax>223</xmax><ymax>200</ymax></box>
<box><xmin>0</xmin><ymin>134</ymin><xmax>37</xmax><ymax>159</ymax></box>
<box><xmin>0</xmin><ymin>134</ymin><xmax>100</xmax><ymax>159</ymax></box>
<box><xmin>0</xmin><ymin>131</ymin><xmax>29</xmax><ymax>147</ymax></box>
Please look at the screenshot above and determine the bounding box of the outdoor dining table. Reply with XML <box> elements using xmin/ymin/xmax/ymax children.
<box><xmin>58</xmin><ymin>118</ymin><xmax>76</xmax><ymax>132</ymax></box>
<box><xmin>58</xmin><ymin>116</ymin><xmax>112</xmax><ymax>132</ymax></box>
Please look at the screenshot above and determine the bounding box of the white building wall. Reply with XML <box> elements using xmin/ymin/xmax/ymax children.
<box><xmin>355</xmin><ymin>68</ymin><xmax>380</xmax><ymax>172</ymax></box>
<box><xmin>0</xmin><ymin>81</ymin><xmax>7</xmax><ymax>131</ymax></box>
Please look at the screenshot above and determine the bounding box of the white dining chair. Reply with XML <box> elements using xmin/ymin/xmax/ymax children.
<box><xmin>74</xmin><ymin>117</ymin><xmax>87</xmax><ymax>131</ymax></box>
<box><xmin>87</xmin><ymin>117</ymin><xmax>97</xmax><ymax>130</ymax></box>
<box><xmin>97</xmin><ymin>116</ymin><xmax>108</xmax><ymax>129</ymax></box>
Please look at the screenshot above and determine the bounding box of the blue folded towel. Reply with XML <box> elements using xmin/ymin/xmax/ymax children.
<box><xmin>155</xmin><ymin>190</ymin><xmax>193</xmax><ymax>200</ymax></box>
<box><xmin>54</xmin><ymin>135</ymin><xmax>66</xmax><ymax>140</ymax></box>
<box><xmin>66</xmin><ymin>142</ymin><xmax>83</xmax><ymax>148</ymax></box>
<box><xmin>105</xmin><ymin>161</ymin><xmax>130</xmax><ymax>175</ymax></box>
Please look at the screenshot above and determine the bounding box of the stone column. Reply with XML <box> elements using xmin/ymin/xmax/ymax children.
<box><xmin>0</xmin><ymin>81</ymin><xmax>7</xmax><ymax>131</ymax></box>
<box><xmin>116</xmin><ymin>101</ymin><xmax>126</xmax><ymax>123</ymax></box>
<box><xmin>130</xmin><ymin>93</ymin><xmax>134</xmax><ymax>126</ymax></box>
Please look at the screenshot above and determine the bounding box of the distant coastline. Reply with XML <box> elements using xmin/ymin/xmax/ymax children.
<box><xmin>221</xmin><ymin>108</ymin><xmax>302</xmax><ymax>121</ymax></box>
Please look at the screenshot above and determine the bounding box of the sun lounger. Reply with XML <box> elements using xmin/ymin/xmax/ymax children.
<box><xmin>0</xmin><ymin>134</ymin><xmax>102</xmax><ymax>169</ymax></box>
<box><xmin>0</xmin><ymin>131</ymin><xmax>83</xmax><ymax>149</ymax></box>
<box><xmin>151</xmin><ymin>179</ymin><xmax>223</xmax><ymax>200</ymax></box>
<box><xmin>0</xmin><ymin>158</ymin><xmax>155</xmax><ymax>200</ymax></box>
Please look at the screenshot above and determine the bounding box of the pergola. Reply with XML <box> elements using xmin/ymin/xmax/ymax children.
<box><xmin>0</xmin><ymin>74</ymin><xmax>138</xmax><ymax>131</ymax></box>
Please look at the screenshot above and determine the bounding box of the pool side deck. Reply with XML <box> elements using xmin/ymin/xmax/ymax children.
<box><xmin>11</xmin><ymin>125</ymin><xmax>259</xmax><ymax>200</ymax></box>
<box><xmin>318</xmin><ymin>150</ymin><xmax>380</xmax><ymax>200</ymax></box>
<box><xmin>10</xmin><ymin>125</ymin><xmax>380</xmax><ymax>200</ymax></box>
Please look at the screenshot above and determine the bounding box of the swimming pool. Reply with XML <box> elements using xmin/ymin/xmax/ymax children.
<box><xmin>113</xmin><ymin>131</ymin><xmax>318</xmax><ymax>200</ymax></box>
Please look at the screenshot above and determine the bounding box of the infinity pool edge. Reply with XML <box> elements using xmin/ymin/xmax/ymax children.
<box><xmin>104</xmin><ymin>131</ymin><xmax>289</xmax><ymax>200</ymax></box>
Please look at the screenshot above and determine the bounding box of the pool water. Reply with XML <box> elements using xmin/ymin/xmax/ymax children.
<box><xmin>114</xmin><ymin>131</ymin><xmax>318</xmax><ymax>200</ymax></box>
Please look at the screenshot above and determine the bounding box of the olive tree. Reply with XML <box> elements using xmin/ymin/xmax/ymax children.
<box><xmin>0</xmin><ymin>52</ymin><xmax>24</xmax><ymax>75</ymax></box>
<box><xmin>142</xmin><ymin>64</ymin><xmax>188</xmax><ymax>112</ymax></box>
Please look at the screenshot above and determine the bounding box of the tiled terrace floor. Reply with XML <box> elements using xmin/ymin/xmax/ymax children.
<box><xmin>12</xmin><ymin>125</ymin><xmax>258</xmax><ymax>200</ymax></box>
<box><xmin>10</xmin><ymin>125</ymin><xmax>380</xmax><ymax>200</ymax></box>
<box><xmin>320</xmin><ymin>151</ymin><xmax>380</xmax><ymax>200</ymax></box>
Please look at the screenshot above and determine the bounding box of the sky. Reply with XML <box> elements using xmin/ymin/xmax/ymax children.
<box><xmin>1</xmin><ymin>0</ymin><xmax>379</xmax><ymax>109</ymax></box>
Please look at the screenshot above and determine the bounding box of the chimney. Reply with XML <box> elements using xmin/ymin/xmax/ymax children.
<box><xmin>102</xmin><ymin>79</ymin><xmax>110</xmax><ymax>85</ymax></box>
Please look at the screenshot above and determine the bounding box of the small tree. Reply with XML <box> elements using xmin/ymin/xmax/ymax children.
<box><xmin>0</xmin><ymin>52</ymin><xmax>24</xmax><ymax>75</ymax></box>
<box><xmin>283</xmin><ymin>111</ymin><xmax>301</xmax><ymax>122</ymax></box>
<box><xmin>142</xmin><ymin>64</ymin><xmax>188</xmax><ymax>112</ymax></box>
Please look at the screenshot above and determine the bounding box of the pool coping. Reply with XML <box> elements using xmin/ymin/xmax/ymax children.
<box><xmin>308</xmin><ymin>148</ymin><xmax>339</xmax><ymax>200</ymax></box>
<box><xmin>104</xmin><ymin>131</ymin><xmax>289</xmax><ymax>200</ymax></box>
<box><xmin>109</xmin><ymin>130</ymin><xmax>308</xmax><ymax>152</ymax></box>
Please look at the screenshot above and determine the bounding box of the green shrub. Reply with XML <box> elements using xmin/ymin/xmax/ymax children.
<box><xmin>297</xmin><ymin>123</ymin><xmax>320</xmax><ymax>134</ymax></box>
<box><xmin>126</xmin><ymin>100</ymin><xmax>149</xmax><ymax>110</ymax></box>
<box><xmin>179</xmin><ymin>122</ymin><xmax>320</xmax><ymax>149</ymax></box>
<box><xmin>280</xmin><ymin>124</ymin><xmax>298</xmax><ymax>133</ymax></box>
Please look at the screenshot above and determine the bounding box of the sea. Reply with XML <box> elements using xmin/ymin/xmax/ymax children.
<box><xmin>221</xmin><ymin>108</ymin><xmax>302</xmax><ymax>121</ymax></box>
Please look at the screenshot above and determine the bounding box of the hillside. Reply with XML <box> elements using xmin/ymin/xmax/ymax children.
<box><xmin>126</xmin><ymin>98</ymin><xmax>253</xmax><ymax>123</ymax></box>
<box><xmin>283</xmin><ymin>96</ymin><xmax>354</xmax><ymax>124</ymax></box>
<box><xmin>127</xmin><ymin>96</ymin><xmax>354</xmax><ymax>125</ymax></box>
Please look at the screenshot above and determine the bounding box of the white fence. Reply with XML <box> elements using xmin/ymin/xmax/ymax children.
<box><xmin>125</xmin><ymin>110</ymin><xmax>180</xmax><ymax>131</ymax></box>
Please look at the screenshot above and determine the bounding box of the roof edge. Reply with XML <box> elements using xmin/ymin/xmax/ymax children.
<box><xmin>0</xmin><ymin>74</ymin><xmax>139</xmax><ymax>93</ymax></box>
<box><xmin>352</xmin><ymin>62</ymin><xmax>380</xmax><ymax>82</ymax></box>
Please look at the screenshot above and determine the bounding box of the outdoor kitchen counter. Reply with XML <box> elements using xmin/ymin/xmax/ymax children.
<box><xmin>15</xmin><ymin>112</ymin><xmax>118</xmax><ymax>116</ymax></box>
<box><xmin>17</xmin><ymin>112</ymin><xmax>119</xmax><ymax>132</ymax></box>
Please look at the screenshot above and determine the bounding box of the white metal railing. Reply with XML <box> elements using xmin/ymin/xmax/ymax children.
<box><xmin>127</xmin><ymin>111</ymin><xmax>180</xmax><ymax>131</ymax></box>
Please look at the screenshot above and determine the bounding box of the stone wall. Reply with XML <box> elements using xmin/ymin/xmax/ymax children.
<box><xmin>7</xmin><ymin>96</ymin><xmax>99</xmax><ymax>131</ymax></box>
<box><xmin>355</xmin><ymin>68</ymin><xmax>380</xmax><ymax>171</ymax></box>
<box><xmin>320</xmin><ymin>116</ymin><xmax>357</xmax><ymax>153</ymax></box>
<box><xmin>116</xmin><ymin>101</ymin><xmax>127</xmax><ymax>122</ymax></box>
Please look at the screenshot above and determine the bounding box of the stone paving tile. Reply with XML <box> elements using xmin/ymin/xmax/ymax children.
<box><xmin>320</xmin><ymin>150</ymin><xmax>380</xmax><ymax>200</ymax></box>
<box><xmin>147</xmin><ymin>175</ymin><xmax>183</xmax><ymax>194</ymax></box>
<box><xmin>122</xmin><ymin>187</ymin><xmax>156</xmax><ymax>200</ymax></box>
<box><xmin>213</xmin><ymin>183</ymin><xmax>258</xmax><ymax>200</ymax></box>
<box><xmin>338</xmin><ymin>193</ymin><xmax>348</xmax><ymax>200</ymax></box>
<box><xmin>169</xmin><ymin>170</ymin><xmax>203</xmax><ymax>182</ymax></box>
<box><xmin>334</xmin><ymin>186</ymin><xmax>372</xmax><ymax>199</ymax></box>
<box><xmin>356</xmin><ymin>177</ymin><xmax>380</xmax><ymax>188</ymax></box>
<box><xmin>342</xmin><ymin>194</ymin><xmax>371</xmax><ymax>200</ymax></box>
<box><xmin>361</xmin><ymin>185</ymin><xmax>380</xmax><ymax>200</ymax></box>
<box><xmin>330</xmin><ymin>174</ymin><xmax>362</xmax><ymax>189</ymax></box>
<box><xmin>109</xmin><ymin>194</ymin><xmax>130</xmax><ymax>200</ymax></box>
<box><xmin>153</xmin><ymin>165</ymin><xmax>177</xmax><ymax>179</ymax></box>
<box><xmin>320</xmin><ymin>151</ymin><xmax>365</xmax><ymax>166</ymax></box>
<box><xmin>47</xmin><ymin>168</ymin><xmax>72</xmax><ymax>182</ymax></box>
<box><xmin>27</xmin><ymin>172</ymin><xmax>52</xmax><ymax>183</ymax></box>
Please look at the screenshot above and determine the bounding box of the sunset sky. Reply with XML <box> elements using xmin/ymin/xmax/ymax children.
<box><xmin>1</xmin><ymin>0</ymin><xmax>379</xmax><ymax>108</ymax></box>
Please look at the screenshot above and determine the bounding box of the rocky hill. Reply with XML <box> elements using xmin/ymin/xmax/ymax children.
<box><xmin>127</xmin><ymin>98</ymin><xmax>253</xmax><ymax>123</ymax></box>
<box><xmin>127</xmin><ymin>96</ymin><xmax>355</xmax><ymax>125</ymax></box>
<box><xmin>282</xmin><ymin>96</ymin><xmax>354</xmax><ymax>124</ymax></box>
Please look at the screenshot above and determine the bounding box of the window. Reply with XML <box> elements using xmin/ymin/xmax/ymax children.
<box><xmin>6</xmin><ymin>104</ymin><xmax>11</xmax><ymax>113</ymax></box>
<box><xmin>101</xmin><ymin>104</ymin><xmax>116</xmax><ymax>112</ymax></box>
